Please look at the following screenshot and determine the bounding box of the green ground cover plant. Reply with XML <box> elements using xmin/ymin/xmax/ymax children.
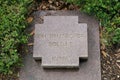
<box><xmin>0</xmin><ymin>0</ymin><xmax>32</xmax><ymax>74</ymax></box>
<box><xmin>65</xmin><ymin>0</ymin><xmax>120</xmax><ymax>46</ymax></box>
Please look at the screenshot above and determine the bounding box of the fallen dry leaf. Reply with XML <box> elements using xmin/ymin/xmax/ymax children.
<box><xmin>102</xmin><ymin>51</ymin><xmax>107</xmax><ymax>57</ymax></box>
<box><xmin>115</xmin><ymin>53</ymin><xmax>120</xmax><ymax>58</ymax></box>
<box><xmin>101</xmin><ymin>42</ymin><xmax>106</xmax><ymax>50</ymax></box>
<box><xmin>28</xmin><ymin>43</ymin><xmax>34</xmax><ymax>46</ymax></box>
<box><xmin>117</xmin><ymin>49</ymin><xmax>120</xmax><ymax>53</ymax></box>
<box><xmin>116</xmin><ymin>63</ymin><xmax>120</xmax><ymax>69</ymax></box>
<box><xmin>30</xmin><ymin>29</ymin><xmax>35</xmax><ymax>36</ymax></box>
<box><xmin>27</xmin><ymin>17</ymin><xmax>33</xmax><ymax>23</ymax></box>
<box><xmin>117</xmin><ymin>60</ymin><xmax>120</xmax><ymax>63</ymax></box>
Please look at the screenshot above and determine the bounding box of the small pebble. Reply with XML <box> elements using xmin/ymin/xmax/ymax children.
<box><xmin>69</xmin><ymin>4</ymin><xmax>74</xmax><ymax>10</ymax></box>
<box><xmin>103</xmin><ymin>77</ymin><xmax>107</xmax><ymax>80</ymax></box>
<box><xmin>49</xmin><ymin>5</ymin><xmax>56</xmax><ymax>10</ymax></box>
<box><xmin>48</xmin><ymin>0</ymin><xmax>53</xmax><ymax>4</ymax></box>
<box><xmin>55</xmin><ymin>2</ymin><xmax>59</xmax><ymax>6</ymax></box>
<box><xmin>117</xmin><ymin>75</ymin><xmax>120</xmax><ymax>78</ymax></box>
<box><xmin>42</xmin><ymin>6</ymin><xmax>46</xmax><ymax>9</ymax></box>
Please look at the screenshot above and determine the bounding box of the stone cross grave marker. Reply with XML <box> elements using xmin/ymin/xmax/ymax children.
<box><xmin>33</xmin><ymin>16</ymin><xmax>88</xmax><ymax>68</ymax></box>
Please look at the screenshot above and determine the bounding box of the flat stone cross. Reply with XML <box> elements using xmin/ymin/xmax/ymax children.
<box><xmin>33</xmin><ymin>16</ymin><xmax>88</xmax><ymax>68</ymax></box>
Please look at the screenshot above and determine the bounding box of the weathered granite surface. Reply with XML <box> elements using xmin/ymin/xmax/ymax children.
<box><xmin>19</xmin><ymin>11</ymin><xmax>101</xmax><ymax>80</ymax></box>
<box><xmin>33</xmin><ymin>16</ymin><xmax>88</xmax><ymax>68</ymax></box>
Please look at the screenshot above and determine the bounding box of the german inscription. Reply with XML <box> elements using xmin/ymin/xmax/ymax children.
<box><xmin>36</xmin><ymin>33</ymin><xmax>85</xmax><ymax>47</ymax></box>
